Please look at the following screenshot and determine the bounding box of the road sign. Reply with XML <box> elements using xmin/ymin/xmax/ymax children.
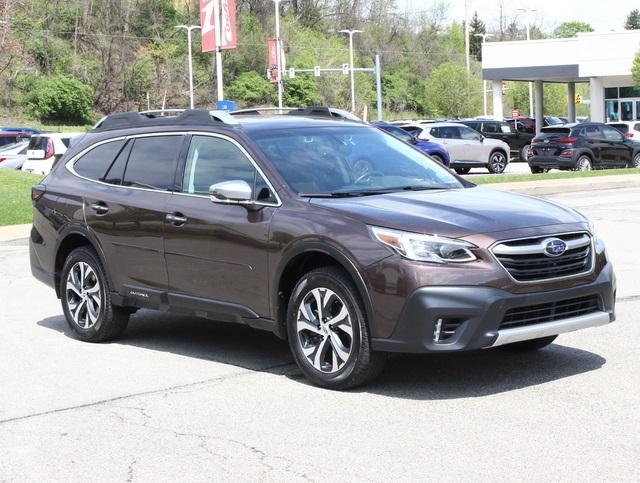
<box><xmin>512</xmin><ymin>109</ymin><xmax>520</xmax><ymax>119</ymax></box>
<box><xmin>575</xmin><ymin>94</ymin><xmax>583</xmax><ymax>104</ymax></box>
<box><xmin>314</xmin><ymin>66</ymin><xmax>321</xmax><ymax>77</ymax></box>
<box><xmin>342</xmin><ymin>64</ymin><xmax>349</xmax><ymax>75</ymax></box>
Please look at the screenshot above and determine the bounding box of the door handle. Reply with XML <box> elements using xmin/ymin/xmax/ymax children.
<box><xmin>166</xmin><ymin>212</ymin><xmax>187</xmax><ymax>226</ymax></box>
<box><xmin>90</xmin><ymin>202</ymin><xmax>109</xmax><ymax>215</ymax></box>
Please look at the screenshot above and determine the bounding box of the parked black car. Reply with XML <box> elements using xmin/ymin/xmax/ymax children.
<box><xmin>461</xmin><ymin>119</ymin><xmax>534</xmax><ymax>161</ymax></box>
<box><xmin>529</xmin><ymin>122</ymin><xmax>640</xmax><ymax>173</ymax></box>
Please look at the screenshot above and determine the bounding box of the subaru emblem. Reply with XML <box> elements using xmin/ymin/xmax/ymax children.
<box><xmin>542</xmin><ymin>237</ymin><xmax>567</xmax><ymax>257</ymax></box>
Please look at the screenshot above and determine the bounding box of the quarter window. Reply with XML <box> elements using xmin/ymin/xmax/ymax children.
<box><xmin>74</xmin><ymin>140</ymin><xmax>125</xmax><ymax>181</ymax></box>
<box><xmin>123</xmin><ymin>136</ymin><xmax>183</xmax><ymax>190</ymax></box>
<box><xmin>182</xmin><ymin>135</ymin><xmax>275</xmax><ymax>203</ymax></box>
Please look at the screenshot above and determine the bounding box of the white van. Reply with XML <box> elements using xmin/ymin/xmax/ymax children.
<box><xmin>22</xmin><ymin>133</ymin><xmax>84</xmax><ymax>175</ymax></box>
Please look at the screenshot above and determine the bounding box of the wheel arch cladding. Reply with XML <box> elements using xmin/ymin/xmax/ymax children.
<box><xmin>274</xmin><ymin>244</ymin><xmax>376</xmax><ymax>340</ymax></box>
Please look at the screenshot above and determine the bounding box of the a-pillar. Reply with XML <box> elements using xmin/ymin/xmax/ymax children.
<box><xmin>492</xmin><ymin>80</ymin><xmax>503</xmax><ymax>121</ymax></box>
<box><xmin>535</xmin><ymin>80</ymin><xmax>544</xmax><ymax>135</ymax></box>
<box><xmin>567</xmin><ymin>82</ymin><xmax>576</xmax><ymax>123</ymax></box>
<box><xmin>589</xmin><ymin>77</ymin><xmax>605</xmax><ymax>122</ymax></box>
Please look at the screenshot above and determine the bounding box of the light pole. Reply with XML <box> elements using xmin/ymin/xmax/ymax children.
<box><xmin>176</xmin><ymin>25</ymin><xmax>201</xmax><ymax>109</ymax></box>
<box><xmin>272</xmin><ymin>0</ymin><xmax>284</xmax><ymax>109</ymax></box>
<box><xmin>517</xmin><ymin>8</ymin><xmax>537</xmax><ymax>117</ymax></box>
<box><xmin>464</xmin><ymin>0</ymin><xmax>470</xmax><ymax>72</ymax></box>
<box><xmin>339</xmin><ymin>29</ymin><xmax>363</xmax><ymax>113</ymax></box>
<box><xmin>474</xmin><ymin>32</ymin><xmax>493</xmax><ymax>117</ymax></box>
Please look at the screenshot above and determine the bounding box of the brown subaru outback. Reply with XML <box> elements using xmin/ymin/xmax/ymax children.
<box><xmin>29</xmin><ymin>109</ymin><xmax>616</xmax><ymax>389</ymax></box>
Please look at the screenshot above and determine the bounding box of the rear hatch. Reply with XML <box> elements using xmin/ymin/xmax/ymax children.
<box><xmin>531</xmin><ymin>127</ymin><xmax>575</xmax><ymax>156</ymax></box>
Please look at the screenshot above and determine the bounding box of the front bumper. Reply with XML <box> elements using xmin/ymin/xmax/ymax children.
<box><xmin>528</xmin><ymin>155</ymin><xmax>577</xmax><ymax>169</ymax></box>
<box><xmin>370</xmin><ymin>262</ymin><xmax>615</xmax><ymax>353</ymax></box>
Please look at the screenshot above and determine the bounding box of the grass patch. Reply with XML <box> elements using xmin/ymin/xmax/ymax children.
<box><xmin>472</xmin><ymin>168</ymin><xmax>640</xmax><ymax>185</ymax></box>
<box><xmin>0</xmin><ymin>170</ymin><xmax>43</xmax><ymax>226</ymax></box>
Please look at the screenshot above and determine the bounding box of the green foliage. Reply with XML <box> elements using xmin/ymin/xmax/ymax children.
<box><xmin>227</xmin><ymin>71</ymin><xmax>276</xmax><ymax>106</ymax></box>
<box><xmin>469</xmin><ymin>12</ymin><xmax>486</xmax><ymax>61</ymax></box>
<box><xmin>0</xmin><ymin>170</ymin><xmax>43</xmax><ymax>226</ymax></box>
<box><xmin>23</xmin><ymin>75</ymin><xmax>94</xmax><ymax>123</ymax></box>
<box><xmin>553</xmin><ymin>21</ymin><xmax>593</xmax><ymax>38</ymax></box>
<box><xmin>625</xmin><ymin>10</ymin><xmax>640</xmax><ymax>30</ymax></box>
<box><xmin>632</xmin><ymin>52</ymin><xmax>640</xmax><ymax>86</ymax></box>
<box><xmin>284</xmin><ymin>76</ymin><xmax>319</xmax><ymax>106</ymax></box>
<box><xmin>425</xmin><ymin>62</ymin><xmax>481</xmax><ymax>118</ymax></box>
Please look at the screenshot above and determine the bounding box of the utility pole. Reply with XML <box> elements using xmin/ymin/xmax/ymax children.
<box><xmin>517</xmin><ymin>7</ymin><xmax>537</xmax><ymax>117</ymax></box>
<box><xmin>213</xmin><ymin>0</ymin><xmax>223</xmax><ymax>101</ymax></box>
<box><xmin>464</xmin><ymin>0</ymin><xmax>470</xmax><ymax>72</ymax></box>
<box><xmin>176</xmin><ymin>25</ymin><xmax>201</xmax><ymax>109</ymax></box>
<box><xmin>272</xmin><ymin>0</ymin><xmax>284</xmax><ymax>109</ymax></box>
<box><xmin>339</xmin><ymin>29</ymin><xmax>363</xmax><ymax>113</ymax></box>
<box><xmin>474</xmin><ymin>32</ymin><xmax>493</xmax><ymax>117</ymax></box>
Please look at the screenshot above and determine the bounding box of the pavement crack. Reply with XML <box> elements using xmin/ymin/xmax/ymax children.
<box><xmin>126</xmin><ymin>457</ymin><xmax>137</xmax><ymax>482</ymax></box>
<box><xmin>0</xmin><ymin>361</ymin><xmax>295</xmax><ymax>425</ymax></box>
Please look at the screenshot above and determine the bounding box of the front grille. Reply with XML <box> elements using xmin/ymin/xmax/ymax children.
<box><xmin>500</xmin><ymin>294</ymin><xmax>601</xmax><ymax>330</ymax></box>
<box><xmin>492</xmin><ymin>232</ymin><xmax>592</xmax><ymax>282</ymax></box>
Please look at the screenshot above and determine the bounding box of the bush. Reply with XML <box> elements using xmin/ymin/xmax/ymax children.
<box><xmin>226</xmin><ymin>71</ymin><xmax>275</xmax><ymax>107</ymax></box>
<box><xmin>22</xmin><ymin>75</ymin><xmax>93</xmax><ymax>123</ymax></box>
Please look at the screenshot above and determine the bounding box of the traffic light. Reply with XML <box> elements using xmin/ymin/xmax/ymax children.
<box><xmin>501</xmin><ymin>81</ymin><xmax>508</xmax><ymax>94</ymax></box>
<box><xmin>575</xmin><ymin>94</ymin><xmax>583</xmax><ymax>105</ymax></box>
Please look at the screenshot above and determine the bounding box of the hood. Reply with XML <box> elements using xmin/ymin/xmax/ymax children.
<box><xmin>309</xmin><ymin>186</ymin><xmax>584</xmax><ymax>239</ymax></box>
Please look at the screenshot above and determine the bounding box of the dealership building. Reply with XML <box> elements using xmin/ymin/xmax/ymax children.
<box><xmin>482</xmin><ymin>30</ymin><xmax>640</xmax><ymax>132</ymax></box>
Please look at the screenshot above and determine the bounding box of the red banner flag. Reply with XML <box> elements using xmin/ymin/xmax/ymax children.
<box><xmin>267</xmin><ymin>38</ymin><xmax>279</xmax><ymax>83</ymax></box>
<box><xmin>200</xmin><ymin>0</ymin><xmax>237</xmax><ymax>52</ymax></box>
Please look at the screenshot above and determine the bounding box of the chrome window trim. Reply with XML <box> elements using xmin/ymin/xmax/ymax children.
<box><xmin>64</xmin><ymin>131</ymin><xmax>282</xmax><ymax>207</ymax></box>
<box><xmin>488</xmin><ymin>231</ymin><xmax>595</xmax><ymax>284</ymax></box>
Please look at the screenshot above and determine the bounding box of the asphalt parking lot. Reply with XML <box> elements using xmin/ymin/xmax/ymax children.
<box><xmin>1</xmin><ymin>187</ymin><xmax>639</xmax><ymax>481</ymax></box>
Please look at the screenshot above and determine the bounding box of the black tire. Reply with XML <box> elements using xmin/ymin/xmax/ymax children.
<box><xmin>454</xmin><ymin>167</ymin><xmax>471</xmax><ymax>175</ymax></box>
<box><xmin>530</xmin><ymin>166</ymin><xmax>544</xmax><ymax>174</ymax></box>
<box><xmin>286</xmin><ymin>266</ymin><xmax>386</xmax><ymax>390</ymax></box>
<box><xmin>575</xmin><ymin>155</ymin><xmax>592</xmax><ymax>171</ymax></box>
<box><xmin>487</xmin><ymin>150</ymin><xmax>508</xmax><ymax>174</ymax></box>
<box><xmin>631</xmin><ymin>152</ymin><xmax>640</xmax><ymax>168</ymax></box>
<box><xmin>430</xmin><ymin>154</ymin><xmax>444</xmax><ymax>165</ymax></box>
<box><xmin>501</xmin><ymin>335</ymin><xmax>557</xmax><ymax>352</ymax></box>
<box><xmin>60</xmin><ymin>247</ymin><xmax>129</xmax><ymax>342</ymax></box>
<box><xmin>520</xmin><ymin>144</ymin><xmax>532</xmax><ymax>162</ymax></box>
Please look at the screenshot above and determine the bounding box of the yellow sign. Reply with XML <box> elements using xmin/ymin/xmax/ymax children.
<box><xmin>575</xmin><ymin>94</ymin><xmax>583</xmax><ymax>104</ymax></box>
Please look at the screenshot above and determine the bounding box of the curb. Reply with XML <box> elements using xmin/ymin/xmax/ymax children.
<box><xmin>0</xmin><ymin>223</ymin><xmax>31</xmax><ymax>243</ymax></box>
<box><xmin>482</xmin><ymin>173</ymin><xmax>640</xmax><ymax>196</ymax></box>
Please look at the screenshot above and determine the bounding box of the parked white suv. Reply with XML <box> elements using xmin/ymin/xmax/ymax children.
<box><xmin>607</xmin><ymin>121</ymin><xmax>640</xmax><ymax>140</ymax></box>
<box><xmin>411</xmin><ymin>122</ymin><xmax>510</xmax><ymax>174</ymax></box>
<box><xmin>22</xmin><ymin>133</ymin><xmax>84</xmax><ymax>175</ymax></box>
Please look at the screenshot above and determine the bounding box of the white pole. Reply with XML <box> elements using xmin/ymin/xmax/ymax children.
<box><xmin>474</xmin><ymin>33</ymin><xmax>493</xmax><ymax>117</ymax></box>
<box><xmin>517</xmin><ymin>8</ymin><xmax>537</xmax><ymax>118</ymax></box>
<box><xmin>176</xmin><ymin>25</ymin><xmax>201</xmax><ymax>109</ymax></box>
<box><xmin>339</xmin><ymin>29</ymin><xmax>362</xmax><ymax>113</ymax></box>
<box><xmin>274</xmin><ymin>0</ymin><xmax>283</xmax><ymax>109</ymax></box>
<box><xmin>464</xmin><ymin>0</ymin><xmax>470</xmax><ymax>72</ymax></box>
<box><xmin>213</xmin><ymin>0</ymin><xmax>223</xmax><ymax>101</ymax></box>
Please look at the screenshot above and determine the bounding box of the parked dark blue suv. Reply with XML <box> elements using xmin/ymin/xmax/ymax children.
<box><xmin>372</xmin><ymin>122</ymin><xmax>450</xmax><ymax>167</ymax></box>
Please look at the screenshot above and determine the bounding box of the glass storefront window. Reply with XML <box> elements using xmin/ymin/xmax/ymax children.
<box><xmin>621</xmin><ymin>101</ymin><xmax>633</xmax><ymax>121</ymax></box>
<box><xmin>605</xmin><ymin>87</ymin><xmax>619</xmax><ymax>99</ymax></box>
<box><xmin>619</xmin><ymin>86</ymin><xmax>640</xmax><ymax>98</ymax></box>
<box><xmin>605</xmin><ymin>100</ymin><xmax>619</xmax><ymax>121</ymax></box>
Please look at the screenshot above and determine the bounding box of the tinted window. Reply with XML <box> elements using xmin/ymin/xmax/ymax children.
<box><xmin>182</xmin><ymin>135</ymin><xmax>274</xmax><ymax>203</ymax></box>
<box><xmin>28</xmin><ymin>137</ymin><xmax>48</xmax><ymax>150</ymax></box>
<box><xmin>436</xmin><ymin>126</ymin><xmax>460</xmax><ymax>139</ymax></box>
<box><xmin>582</xmin><ymin>125</ymin><xmax>603</xmax><ymax>139</ymax></box>
<box><xmin>74</xmin><ymin>140</ymin><xmax>125</xmax><ymax>180</ymax></box>
<box><xmin>61</xmin><ymin>138</ymin><xmax>72</xmax><ymax>148</ymax></box>
<box><xmin>499</xmin><ymin>123</ymin><xmax>514</xmax><ymax>133</ymax></box>
<box><xmin>609</xmin><ymin>124</ymin><xmax>629</xmax><ymax>134</ymax></box>
<box><xmin>381</xmin><ymin>126</ymin><xmax>413</xmax><ymax>143</ymax></box>
<box><xmin>482</xmin><ymin>122</ymin><xmax>498</xmax><ymax>133</ymax></box>
<box><xmin>601</xmin><ymin>125</ymin><xmax>624</xmax><ymax>142</ymax></box>
<box><xmin>459</xmin><ymin>126</ymin><xmax>481</xmax><ymax>141</ymax></box>
<box><xmin>123</xmin><ymin>136</ymin><xmax>183</xmax><ymax>190</ymax></box>
<box><xmin>103</xmin><ymin>140</ymin><xmax>132</xmax><ymax>185</ymax></box>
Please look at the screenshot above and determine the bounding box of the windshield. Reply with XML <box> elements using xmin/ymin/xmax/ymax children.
<box><xmin>546</xmin><ymin>116</ymin><xmax>563</xmax><ymax>125</ymax></box>
<box><xmin>249</xmin><ymin>126</ymin><xmax>463</xmax><ymax>196</ymax></box>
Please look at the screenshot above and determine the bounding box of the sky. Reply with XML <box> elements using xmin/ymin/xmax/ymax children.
<box><xmin>398</xmin><ymin>0</ymin><xmax>638</xmax><ymax>33</ymax></box>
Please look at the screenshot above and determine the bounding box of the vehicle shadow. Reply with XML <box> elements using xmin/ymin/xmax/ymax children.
<box><xmin>38</xmin><ymin>310</ymin><xmax>606</xmax><ymax>400</ymax></box>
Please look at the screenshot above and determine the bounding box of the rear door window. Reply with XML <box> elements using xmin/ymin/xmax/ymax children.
<box><xmin>438</xmin><ymin>126</ymin><xmax>461</xmax><ymax>139</ymax></box>
<box><xmin>122</xmin><ymin>135</ymin><xmax>184</xmax><ymax>190</ymax></box>
<box><xmin>601</xmin><ymin>125</ymin><xmax>624</xmax><ymax>142</ymax></box>
<box><xmin>482</xmin><ymin>122</ymin><xmax>498</xmax><ymax>133</ymax></box>
<box><xmin>73</xmin><ymin>140</ymin><xmax>125</xmax><ymax>181</ymax></box>
<box><xmin>458</xmin><ymin>126</ymin><xmax>481</xmax><ymax>141</ymax></box>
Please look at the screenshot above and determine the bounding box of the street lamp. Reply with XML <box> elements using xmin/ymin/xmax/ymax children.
<box><xmin>176</xmin><ymin>25</ymin><xmax>201</xmax><ymax>109</ymax></box>
<box><xmin>464</xmin><ymin>0</ymin><xmax>470</xmax><ymax>72</ymax></box>
<box><xmin>339</xmin><ymin>29</ymin><xmax>363</xmax><ymax>113</ymax></box>
<box><xmin>474</xmin><ymin>33</ymin><xmax>494</xmax><ymax>116</ymax></box>
<box><xmin>272</xmin><ymin>0</ymin><xmax>285</xmax><ymax>109</ymax></box>
<box><xmin>517</xmin><ymin>8</ymin><xmax>537</xmax><ymax>117</ymax></box>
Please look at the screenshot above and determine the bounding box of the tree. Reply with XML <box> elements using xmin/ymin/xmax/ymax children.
<box><xmin>227</xmin><ymin>71</ymin><xmax>275</xmax><ymax>107</ymax></box>
<box><xmin>469</xmin><ymin>12</ymin><xmax>486</xmax><ymax>61</ymax></box>
<box><xmin>625</xmin><ymin>10</ymin><xmax>640</xmax><ymax>30</ymax></box>
<box><xmin>22</xmin><ymin>75</ymin><xmax>93</xmax><ymax>123</ymax></box>
<box><xmin>632</xmin><ymin>52</ymin><xmax>640</xmax><ymax>86</ymax></box>
<box><xmin>425</xmin><ymin>62</ymin><xmax>481</xmax><ymax>118</ymax></box>
<box><xmin>553</xmin><ymin>21</ymin><xmax>593</xmax><ymax>38</ymax></box>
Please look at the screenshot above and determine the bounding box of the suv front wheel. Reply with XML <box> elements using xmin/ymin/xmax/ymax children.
<box><xmin>287</xmin><ymin>266</ymin><xmax>386</xmax><ymax>389</ymax></box>
<box><xmin>61</xmin><ymin>247</ymin><xmax>129</xmax><ymax>342</ymax></box>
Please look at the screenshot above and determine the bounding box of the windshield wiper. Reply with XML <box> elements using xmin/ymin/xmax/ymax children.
<box><xmin>300</xmin><ymin>186</ymin><xmax>447</xmax><ymax>198</ymax></box>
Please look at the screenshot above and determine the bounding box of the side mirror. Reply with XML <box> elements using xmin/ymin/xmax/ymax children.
<box><xmin>409</xmin><ymin>136</ymin><xmax>418</xmax><ymax>144</ymax></box>
<box><xmin>209</xmin><ymin>180</ymin><xmax>253</xmax><ymax>205</ymax></box>
<box><xmin>479</xmin><ymin>135</ymin><xmax>484</xmax><ymax>142</ymax></box>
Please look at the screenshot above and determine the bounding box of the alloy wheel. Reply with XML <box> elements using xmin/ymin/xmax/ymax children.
<box><xmin>296</xmin><ymin>287</ymin><xmax>354</xmax><ymax>373</ymax></box>
<box><xmin>66</xmin><ymin>261</ymin><xmax>102</xmax><ymax>329</ymax></box>
<box><xmin>633</xmin><ymin>153</ymin><xmax>640</xmax><ymax>168</ymax></box>
<box><xmin>490</xmin><ymin>152</ymin><xmax>507</xmax><ymax>173</ymax></box>
<box><xmin>577</xmin><ymin>157</ymin><xmax>592</xmax><ymax>171</ymax></box>
<box><xmin>521</xmin><ymin>145</ymin><xmax>532</xmax><ymax>161</ymax></box>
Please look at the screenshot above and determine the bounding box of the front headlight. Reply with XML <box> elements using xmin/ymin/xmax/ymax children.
<box><xmin>369</xmin><ymin>226</ymin><xmax>477</xmax><ymax>264</ymax></box>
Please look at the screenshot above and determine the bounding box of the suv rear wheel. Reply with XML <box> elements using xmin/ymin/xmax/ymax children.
<box><xmin>287</xmin><ymin>266</ymin><xmax>386</xmax><ymax>389</ymax></box>
<box><xmin>576</xmin><ymin>156</ymin><xmax>592</xmax><ymax>171</ymax></box>
<box><xmin>487</xmin><ymin>150</ymin><xmax>508</xmax><ymax>174</ymax></box>
<box><xmin>631</xmin><ymin>152</ymin><xmax>640</xmax><ymax>168</ymax></box>
<box><xmin>61</xmin><ymin>247</ymin><xmax>129</xmax><ymax>342</ymax></box>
